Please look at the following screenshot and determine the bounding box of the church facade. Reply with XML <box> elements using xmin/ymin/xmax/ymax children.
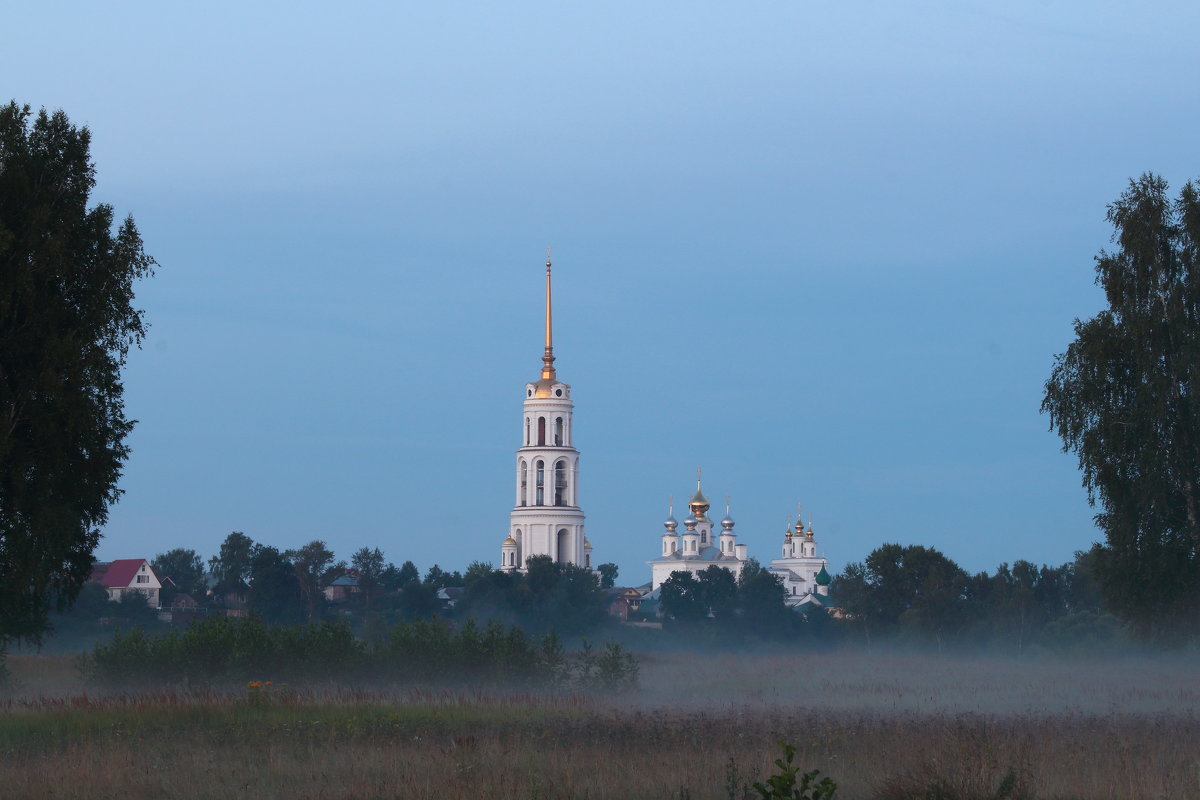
<box><xmin>766</xmin><ymin>517</ymin><xmax>833</xmax><ymax>605</ymax></box>
<box><xmin>500</xmin><ymin>258</ymin><xmax>592</xmax><ymax>571</ymax></box>
<box><xmin>648</xmin><ymin>476</ymin><xmax>749</xmax><ymax>590</ymax></box>
<box><xmin>648</xmin><ymin>476</ymin><xmax>833</xmax><ymax>608</ymax></box>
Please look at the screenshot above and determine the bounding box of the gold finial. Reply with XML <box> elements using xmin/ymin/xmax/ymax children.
<box><xmin>541</xmin><ymin>251</ymin><xmax>555</xmax><ymax>381</ymax></box>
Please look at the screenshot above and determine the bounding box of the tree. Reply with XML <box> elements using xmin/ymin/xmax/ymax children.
<box><xmin>209</xmin><ymin>532</ymin><xmax>256</xmax><ymax>598</ymax></box>
<box><xmin>0</xmin><ymin>102</ymin><xmax>156</xmax><ymax>645</ymax></box>
<box><xmin>247</xmin><ymin>546</ymin><xmax>303</xmax><ymax>625</ymax></box>
<box><xmin>152</xmin><ymin>548</ymin><xmax>206</xmax><ymax>606</ymax></box>
<box><xmin>697</xmin><ymin>564</ymin><xmax>739</xmax><ymax>621</ymax></box>
<box><xmin>1043</xmin><ymin>174</ymin><xmax>1200</xmax><ymax>642</ymax></box>
<box><xmin>837</xmin><ymin>544</ymin><xmax>968</xmax><ymax>647</ymax></box>
<box><xmin>351</xmin><ymin>546</ymin><xmax>385</xmax><ymax>612</ymax></box>
<box><xmin>596</xmin><ymin>562</ymin><xmax>619</xmax><ymax>589</ymax></box>
<box><xmin>736</xmin><ymin>559</ymin><xmax>793</xmax><ymax>637</ymax></box>
<box><xmin>285</xmin><ymin>540</ymin><xmax>342</xmax><ymax>621</ymax></box>
<box><xmin>659</xmin><ymin>571</ymin><xmax>706</xmax><ymax>623</ymax></box>
<box><xmin>396</xmin><ymin>560</ymin><xmax>420</xmax><ymax>587</ymax></box>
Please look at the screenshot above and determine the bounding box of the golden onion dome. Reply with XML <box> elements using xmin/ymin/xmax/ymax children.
<box><xmin>502</xmin><ymin>535</ymin><xmax>517</xmax><ymax>547</ymax></box>
<box><xmin>584</xmin><ymin>537</ymin><xmax>592</xmax><ymax>548</ymax></box>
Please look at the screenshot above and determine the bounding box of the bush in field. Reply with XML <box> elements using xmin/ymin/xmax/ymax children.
<box><xmin>81</xmin><ymin>615</ymin><xmax>637</xmax><ymax>691</ymax></box>
<box><xmin>82</xmin><ymin>616</ymin><xmax>364</xmax><ymax>687</ymax></box>
<box><xmin>574</xmin><ymin>640</ymin><xmax>639</xmax><ymax>692</ymax></box>
<box><xmin>752</xmin><ymin>743</ymin><xmax>837</xmax><ymax>800</ymax></box>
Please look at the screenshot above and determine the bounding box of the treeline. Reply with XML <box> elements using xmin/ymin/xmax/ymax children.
<box><xmin>81</xmin><ymin>615</ymin><xmax>638</xmax><ymax>691</ymax></box>
<box><xmin>51</xmin><ymin>529</ymin><xmax>624</xmax><ymax>643</ymax></box>
<box><xmin>834</xmin><ymin>543</ymin><xmax>1124</xmax><ymax>652</ymax></box>
<box><xmin>657</xmin><ymin>560</ymin><xmax>826</xmax><ymax>643</ymax></box>
<box><xmin>155</xmin><ymin>532</ymin><xmax>469</xmax><ymax>623</ymax></box>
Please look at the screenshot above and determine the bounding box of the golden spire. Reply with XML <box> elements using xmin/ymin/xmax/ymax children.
<box><xmin>541</xmin><ymin>249</ymin><xmax>556</xmax><ymax>381</ymax></box>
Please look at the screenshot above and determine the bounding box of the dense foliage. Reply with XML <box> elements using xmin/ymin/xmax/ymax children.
<box><xmin>1043</xmin><ymin>174</ymin><xmax>1200</xmax><ymax>642</ymax></box>
<box><xmin>81</xmin><ymin>615</ymin><xmax>637</xmax><ymax>691</ymax></box>
<box><xmin>658</xmin><ymin>560</ymin><xmax>812</xmax><ymax>641</ymax></box>
<box><xmin>835</xmin><ymin>544</ymin><xmax>1122</xmax><ymax>652</ymax></box>
<box><xmin>456</xmin><ymin>555</ymin><xmax>607</xmax><ymax>635</ymax></box>
<box><xmin>0</xmin><ymin>102</ymin><xmax>155</xmax><ymax>645</ymax></box>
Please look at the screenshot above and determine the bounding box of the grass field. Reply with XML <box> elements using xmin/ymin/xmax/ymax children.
<box><xmin>3</xmin><ymin>650</ymin><xmax>1197</xmax><ymax>799</ymax></box>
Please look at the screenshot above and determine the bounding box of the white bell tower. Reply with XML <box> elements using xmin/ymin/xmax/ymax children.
<box><xmin>500</xmin><ymin>256</ymin><xmax>589</xmax><ymax>571</ymax></box>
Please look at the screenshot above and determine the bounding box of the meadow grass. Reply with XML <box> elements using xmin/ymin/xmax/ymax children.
<box><xmin>2</xmin><ymin>649</ymin><xmax>1196</xmax><ymax>799</ymax></box>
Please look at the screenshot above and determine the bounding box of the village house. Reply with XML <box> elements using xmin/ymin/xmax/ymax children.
<box><xmin>89</xmin><ymin>559</ymin><xmax>162</xmax><ymax>607</ymax></box>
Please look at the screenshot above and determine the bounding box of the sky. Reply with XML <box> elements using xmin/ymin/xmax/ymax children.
<box><xmin>5</xmin><ymin>1</ymin><xmax>1198</xmax><ymax>583</ymax></box>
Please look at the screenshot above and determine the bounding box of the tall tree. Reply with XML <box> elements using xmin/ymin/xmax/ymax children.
<box><xmin>659</xmin><ymin>571</ymin><xmax>706</xmax><ymax>623</ymax></box>
<box><xmin>247</xmin><ymin>546</ymin><xmax>303</xmax><ymax>625</ymax></box>
<box><xmin>351</xmin><ymin>546</ymin><xmax>385</xmax><ymax>612</ymax></box>
<box><xmin>395</xmin><ymin>560</ymin><xmax>420</xmax><ymax>587</ymax></box>
<box><xmin>209</xmin><ymin>532</ymin><xmax>256</xmax><ymax>598</ymax></box>
<box><xmin>0</xmin><ymin>102</ymin><xmax>156</xmax><ymax>645</ymax></box>
<box><xmin>285</xmin><ymin>540</ymin><xmax>341</xmax><ymax>621</ymax></box>
<box><xmin>837</xmin><ymin>544</ymin><xmax>968</xmax><ymax>646</ymax></box>
<box><xmin>596</xmin><ymin>562</ymin><xmax>619</xmax><ymax>589</ymax></box>
<box><xmin>1043</xmin><ymin>174</ymin><xmax>1200</xmax><ymax>642</ymax></box>
<box><xmin>152</xmin><ymin>548</ymin><xmax>207</xmax><ymax>605</ymax></box>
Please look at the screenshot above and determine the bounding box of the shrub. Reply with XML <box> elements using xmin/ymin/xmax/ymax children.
<box><xmin>752</xmin><ymin>743</ymin><xmax>837</xmax><ymax>800</ymax></box>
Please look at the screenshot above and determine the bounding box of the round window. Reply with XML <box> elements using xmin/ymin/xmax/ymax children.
<box><xmin>555</xmin><ymin>389</ymin><xmax>563</xmax><ymax>396</ymax></box>
<box><xmin>527</xmin><ymin>389</ymin><xmax>532</xmax><ymax>397</ymax></box>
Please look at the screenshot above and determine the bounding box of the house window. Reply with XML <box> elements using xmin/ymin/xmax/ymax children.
<box><xmin>136</xmin><ymin>575</ymin><xmax>149</xmax><ymax>584</ymax></box>
<box><xmin>535</xmin><ymin>461</ymin><xmax>544</xmax><ymax>505</ymax></box>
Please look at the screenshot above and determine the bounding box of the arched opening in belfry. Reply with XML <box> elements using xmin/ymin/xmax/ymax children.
<box><xmin>556</xmin><ymin>528</ymin><xmax>570</xmax><ymax>564</ymax></box>
<box><xmin>553</xmin><ymin>460</ymin><xmax>567</xmax><ymax>506</ymax></box>
<box><xmin>519</xmin><ymin>459</ymin><xmax>528</xmax><ymax>506</ymax></box>
<box><xmin>554</xmin><ymin>417</ymin><xmax>563</xmax><ymax>446</ymax></box>
<box><xmin>535</xmin><ymin>460</ymin><xmax>545</xmax><ymax>505</ymax></box>
<box><xmin>525</xmin><ymin>418</ymin><xmax>530</xmax><ymax>446</ymax></box>
<box><xmin>537</xmin><ymin>417</ymin><xmax>546</xmax><ymax>446</ymax></box>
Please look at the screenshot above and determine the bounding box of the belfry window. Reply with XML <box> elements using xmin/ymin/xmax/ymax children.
<box><xmin>519</xmin><ymin>460</ymin><xmax>528</xmax><ymax>506</ymax></box>
<box><xmin>554</xmin><ymin>460</ymin><xmax>567</xmax><ymax>506</ymax></box>
<box><xmin>554</xmin><ymin>417</ymin><xmax>563</xmax><ymax>446</ymax></box>
<box><xmin>525</xmin><ymin>419</ymin><xmax>530</xmax><ymax>445</ymax></box>
<box><xmin>535</xmin><ymin>460</ymin><xmax>545</xmax><ymax>505</ymax></box>
<box><xmin>537</xmin><ymin>417</ymin><xmax>546</xmax><ymax>446</ymax></box>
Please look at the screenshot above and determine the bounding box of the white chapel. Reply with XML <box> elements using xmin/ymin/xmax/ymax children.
<box><xmin>499</xmin><ymin>258</ymin><xmax>592</xmax><ymax>572</ymax></box>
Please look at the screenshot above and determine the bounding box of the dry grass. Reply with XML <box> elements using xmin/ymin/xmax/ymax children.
<box><xmin>2</xmin><ymin>650</ymin><xmax>1197</xmax><ymax>799</ymax></box>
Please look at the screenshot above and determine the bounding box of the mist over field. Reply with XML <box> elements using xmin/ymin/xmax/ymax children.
<box><xmin>5</xmin><ymin>648</ymin><xmax>1197</xmax><ymax>799</ymax></box>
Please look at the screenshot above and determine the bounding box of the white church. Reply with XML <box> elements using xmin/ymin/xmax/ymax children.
<box><xmin>497</xmin><ymin>257</ymin><xmax>832</xmax><ymax>608</ymax></box>
<box><xmin>647</xmin><ymin>476</ymin><xmax>832</xmax><ymax>607</ymax></box>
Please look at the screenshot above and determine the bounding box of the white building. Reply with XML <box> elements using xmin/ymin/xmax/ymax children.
<box><xmin>647</xmin><ymin>476</ymin><xmax>749</xmax><ymax>590</ymax></box>
<box><xmin>647</xmin><ymin>479</ymin><xmax>834</xmax><ymax>608</ymax></box>
<box><xmin>500</xmin><ymin>257</ymin><xmax>592</xmax><ymax>571</ymax></box>
<box><xmin>767</xmin><ymin>517</ymin><xmax>832</xmax><ymax>607</ymax></box>
<box><xmin>89</xmin><ymin>559</ymin><xmax>162</xmax><ymax>606</ymax></box>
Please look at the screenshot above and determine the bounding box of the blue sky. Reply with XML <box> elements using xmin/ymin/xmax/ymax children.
<box><xmin>6</xmin><ymin>1</ymin><xmax>1198</xmax><ymax>582</ymax></box>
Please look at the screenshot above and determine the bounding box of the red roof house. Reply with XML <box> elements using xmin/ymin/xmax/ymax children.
<box><xmin>89</xmin><ymin>559</ymin><xmax>162</xmax><ymax>607</ymax></box>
